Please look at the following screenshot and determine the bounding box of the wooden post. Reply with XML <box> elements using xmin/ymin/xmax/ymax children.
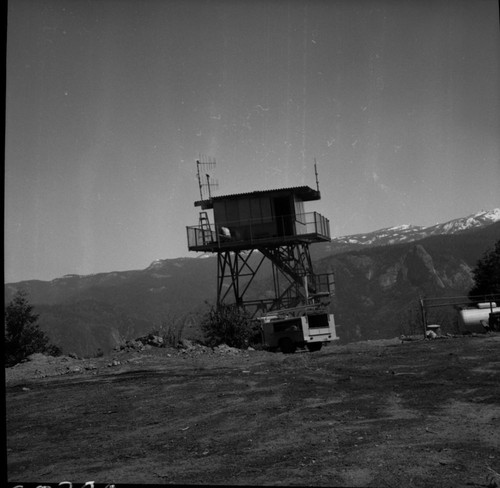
<box><xmin>419</xmin><ymin>297</ymin><xmax>427</xmax><ymax>338</ymax></box>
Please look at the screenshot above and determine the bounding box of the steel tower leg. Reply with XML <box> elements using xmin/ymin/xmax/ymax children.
<box><xmin>216</xmin><ymin>250</ymin><xmax>266</xmax><ymax>309</ymax></box>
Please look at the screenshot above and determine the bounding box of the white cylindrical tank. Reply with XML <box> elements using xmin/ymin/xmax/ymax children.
<box><xmin>458</xmin><ymin>307</ymin><xmax>500</xmax><ymax>332</ymax></box>
<box><xmin>477</xmin><ymin>302</ymin><xmax>497</xmax><ymax>309</ymax></box>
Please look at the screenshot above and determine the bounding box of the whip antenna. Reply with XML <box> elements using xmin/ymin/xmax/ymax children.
<box><xmin>314</xmin><ymin>158</ymin><xmax>320</xmax><ymax>192</ymax></box>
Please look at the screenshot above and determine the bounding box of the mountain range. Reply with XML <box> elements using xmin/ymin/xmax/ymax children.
<box><xmin>313</xmin><ymin>209</ymin><xmax>500</xmax><ymax>257</ymax></box>
<box><xmin>5</xmin><ymin>209</ymin><xmax>500</xmax><ymax>356</ymax></box>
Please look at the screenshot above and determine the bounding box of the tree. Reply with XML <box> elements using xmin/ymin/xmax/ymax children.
<box><xmin>200</xmin><ymin>303</ymin><xmax>258</xmax><ymax>348</ymax></box>
<box><xmin>4</xmin><ymin>290</ymin><xmax>61</xmax><ymax>366</ymax></box>
<box><xmin>469</xmin><ymin>240</ymin><xmax>500</xmax><ymax>299</ymax></box>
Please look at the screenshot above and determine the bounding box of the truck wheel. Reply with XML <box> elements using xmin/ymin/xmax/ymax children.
<box><xmin>307</xmin><ymin>343</ymin><xmax>322</xmax><ymax>352</ymax></box>
<box><xmin>279</xmin><ymin>337</ymin><xmax>296</xmax><ymax>354</ymax></box>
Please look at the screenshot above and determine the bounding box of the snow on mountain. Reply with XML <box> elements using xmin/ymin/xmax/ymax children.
<box><xmin>426</xmin><ymin>208</ymin><xmax>500</xmax><ymax>235</ymax></box>
<box><xmin>147</xmin><ymin>259</ymin><xmax>165</xmax><ymax>269</ymax></box>
<box><xmin>332</xmin><ymin>209</ymin><xmax>500</xmax><ymax>249</ymax></box>
<box><xmin>477</xmin><ymin>208</ymin><xmax>500</xmax><ymax>221</ymax></box>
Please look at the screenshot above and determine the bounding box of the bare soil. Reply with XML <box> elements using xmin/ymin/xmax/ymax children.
<box><xmin>5</xmin><ymin>335</ymin><xmax>500</xmax><ymax>487</ymax></box>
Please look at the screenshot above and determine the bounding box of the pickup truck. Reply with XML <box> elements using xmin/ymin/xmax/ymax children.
<box><xmin>259</xmin><ymin>306</ymin><xmax>339</xmax><ymax>353</ymax></box>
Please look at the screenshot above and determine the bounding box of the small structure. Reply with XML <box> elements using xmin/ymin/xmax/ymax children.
<box><xmin>186</xmin><ymin>159</ymin><xmax>335</xmax><ymax>317</ymax></box>
<box><xmin>187</xmin><ymin>185</ymin><xmax>330</xmax><ymax>250</ymax></box>
<box><xmin>458</xmin><ymin>304</ymin><xmax>500</xmax><ymax>333</ymax></box>
<box><xmin>426</xmin><ymin>324</ymin><xmax>441</xmax><ymax>338</ymax></box>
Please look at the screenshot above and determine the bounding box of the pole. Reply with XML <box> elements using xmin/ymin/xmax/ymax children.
<box><xmin>206</xmin><ymin>174</ymin><xmax>212</xmax><ymax>199</ymax></box>
<box><xmin>314</xmin><ymin>158</ymin><xmax>320</xmax><ymax>192</ymax></box>
<box><xmin>196</xmin><ymin>160</ymin><xmax>203</xmax><ymax>200</ymax></box>
<box><xmin>419</xmin><ymin>297</ymin><xmax>427</xmax><ymax>338</ymax></box>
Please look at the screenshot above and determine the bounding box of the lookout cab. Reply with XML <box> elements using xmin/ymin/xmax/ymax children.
<box><xmin>186</xmin><ymin>160</ymin><xmax>335</xmax><ymax>316</ymax></box>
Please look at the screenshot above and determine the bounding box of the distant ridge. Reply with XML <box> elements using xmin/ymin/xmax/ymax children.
<box><xmin>319</xmin><ymin>208</ymin><xmax>500</xmax><ymax>255</ymax></box>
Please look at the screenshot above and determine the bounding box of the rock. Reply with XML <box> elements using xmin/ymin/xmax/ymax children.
<box><xmin>145</xmin><ymin>334</ymin><xmax>164</xmax><ymax>347</ymax></box>
<box><xmin>487</xmin><ymin>467</ymin><xmax>500</xmax><ymax>488</ymax></box>
<box><xmin>136</xmin><ymin>334</ymin><xmax>165</xmax><ymax>347</ymax></box>
<box><xmin>27</xmin><ymin>353</ymin><xmax>49</xmax><ymax>362</ymax></box>
<box><xmin>178</xmin><ymin>339</ymin><xmax>195</xmax><ymax>349</ymax></box>
<box><xmin>215</xmin><ymin>344</ymin><xmax>240</xmax><ymax>354</ymax></box>
<box><xmin>124</xmin><ymin>340</ymin><xmax>144</xmax><ymax>351</ymax></box>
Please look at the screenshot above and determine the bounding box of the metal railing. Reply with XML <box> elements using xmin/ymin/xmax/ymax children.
<box><xmin>186</xmin><ymin>212</ymin><xmax>330</xmax><ymax>250</ymax></box>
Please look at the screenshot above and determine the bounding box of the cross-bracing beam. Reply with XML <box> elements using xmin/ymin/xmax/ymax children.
<box><xmin>216</xmin><ymin>243</ymin><xmax>332</xmax><ymax>317</ymax></box>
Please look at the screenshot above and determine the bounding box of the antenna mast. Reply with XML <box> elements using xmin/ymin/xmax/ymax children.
<box><xmin>196</xmin><ymin>156</ymin><xmax>218</xmax><ymax>200</ymax></box>
<box><xmin>314</xmin><ymin>158</ymin><xmax>320</xmax><ymax>192</ymax></box>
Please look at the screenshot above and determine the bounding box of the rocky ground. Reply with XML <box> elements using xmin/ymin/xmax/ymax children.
<box><xmin>5</xmin><ymin>334</ymin><xmax>500</xmax><ymax>487</ymax></box>
<box><xmin>5</xmin><ymin>336</ymin><xmax>251</xmax><ymax>384</ymax></box>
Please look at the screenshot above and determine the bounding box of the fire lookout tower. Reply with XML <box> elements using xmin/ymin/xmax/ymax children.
<box><xmin>186</xmin><ymin>160</ymin><xmax>335</xmax><ymax>317</ymax></box>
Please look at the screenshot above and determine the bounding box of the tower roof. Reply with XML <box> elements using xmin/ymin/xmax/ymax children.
<box><xmin>195</xmin><ymin>185</ymin><xmax>321</xmax><ymax>209</ymax></box>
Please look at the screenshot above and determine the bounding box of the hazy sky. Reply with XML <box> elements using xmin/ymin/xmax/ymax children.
<box><xmin>5</xmin><ymin>0</ymin><xmax>500</xmax><ymax>283</ymax></box>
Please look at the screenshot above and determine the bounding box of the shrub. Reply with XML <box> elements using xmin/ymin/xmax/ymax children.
<box><xmin>4</xmin><ymin>290</ymin><xmax>62</xmax><ymax>366</ymax></box>
<box><xmin>146</xmin><ymin>320</ymin><xmax>187</xmax><ymax>348</ymax></box>
<box><xmin>200</xmin><ymin>304</ymin><xmax>257</xmax><ymax>349</ymax></box>
<box><xmin>469</xmin><ymin>240</ymin><xmax>500</xmax><ymax>298</ymax></box>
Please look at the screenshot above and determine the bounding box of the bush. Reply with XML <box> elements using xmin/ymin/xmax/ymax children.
<box><xmin>163</xmin><ymin>321</ymin><xmax>186</xmax><ymax>347</ymax></box>
<box><xmin>4</xmin><ymin>290</ymin><xmax>62</xmax><ymax>366</ymax></box>
<box><xmin>469</xmin><ymin>240</ymin><xmax>500</xmax><ymax>298</ymax></box>
<box><xmin>148</xmin><ymin>320</ymin><xmax>187</xmax><ymax>348</ymax></box>
<box><xmin>200</xmin><ymin>304</ymin><xmax>258</xmax><ymax>349</ymax></box>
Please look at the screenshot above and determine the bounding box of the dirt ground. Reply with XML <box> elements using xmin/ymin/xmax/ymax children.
<box><xmin>5</xmin><ymin>334</ymin><xmax>500</xmax><ymax>487</ymax></box>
